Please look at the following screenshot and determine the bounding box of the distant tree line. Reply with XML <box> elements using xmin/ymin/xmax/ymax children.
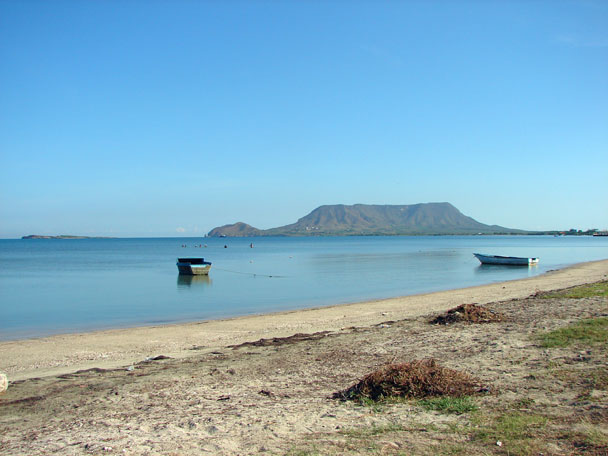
<box><xmin>527</xmin><ymin>229</ymin><xmax>603</xmax><ymax>236</ymax></box>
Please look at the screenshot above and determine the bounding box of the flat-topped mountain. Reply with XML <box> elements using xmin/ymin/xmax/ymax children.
<box><xmin>208</xmin><ymin>203</ymin><xmax>522</xmax><ymax>237</ymax></box>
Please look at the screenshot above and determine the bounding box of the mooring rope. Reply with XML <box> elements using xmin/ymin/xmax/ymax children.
<box><xmin>212</xmin><ymin>267</ymin><xmax>287</xmax><ymax>278</ymax></box>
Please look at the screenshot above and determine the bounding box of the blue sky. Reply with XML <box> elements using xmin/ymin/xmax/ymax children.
<box><xmin>1</xmin><ymin>0</ymin><xmax>606</xmax><ymax>237</ymax></box>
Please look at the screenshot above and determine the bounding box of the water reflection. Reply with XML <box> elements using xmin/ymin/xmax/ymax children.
<box><xmin>177</xmin><ymin>275</ymin><xmax>212</xmax><ymax>288</ymax></box>
<box><xmin>474</xmin><ymin>264</ymin><xmax>538</xmax><ymax>276</ymax></box>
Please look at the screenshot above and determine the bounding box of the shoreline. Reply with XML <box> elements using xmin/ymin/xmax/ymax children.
<box><xmin>1</xmin><ymin>259</ymin><xmax>607</xmax><ymax>382</ymax></box>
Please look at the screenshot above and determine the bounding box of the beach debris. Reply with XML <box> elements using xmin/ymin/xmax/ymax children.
<box><xmin>430</xmin><ymin>303</ymin><xmax>503</xmax><ymax>325</ymax></box>
<box><xmin>206</xmin><ymin>425</ymin><xmax>219</xmax><ymax>434</ymax></box>
<box><xmin>0</xmin><ymin>372</ymin><xmax>8</xmax><ymax>394</ymax></box>
<box><xmin>143</xmin><ymin>355</ymin><xmax>172</xmax><ymax>362</ymax></box>
<box><xmin>0</xmin><ymin>395</ymin><xmax>44</xmax><ymax>406</ymax></box>
<box><xmin>333</xmin><ymin>358</ymin><xmax>487</xmax><ymax>401</ymax></box>
<box><xmin>126</xmin><ymin>366</ymin><xmax>134</xmax><ymax>371</ymax></box>
<box><xmin>259</xmin><ymin>389</ymin><xmax>275</xmax><ymax>397</ymax></box>
<box><xmin>217</xmin><ymin>395</ymin><xmax>231</xmax><ymax>401</ymax></box>
<box><xmin>228</xmin><ymin>331</ymin><xmax>331</xmax><ymax>349</ymax></box>
<box><xmin>57</xmin><ymin>367</ymin><xmax>109</xmax><ymax>379</ymax></box>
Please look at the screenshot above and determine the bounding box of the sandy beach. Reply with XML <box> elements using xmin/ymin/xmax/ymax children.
<box><xmin>1</xmin><ymin>259</ymin><xmax>607</xmax><ymax>455</ymax></box>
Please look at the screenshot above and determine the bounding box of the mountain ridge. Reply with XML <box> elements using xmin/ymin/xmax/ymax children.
<box><xmin>207</xmin><ymin>203</ymin><xmax>523</xmax><ymax>237</ymax></box>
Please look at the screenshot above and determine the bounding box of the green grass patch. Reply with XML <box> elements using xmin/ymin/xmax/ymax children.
<box><xmin>540</xmin><ymin>281</ymin><xmax>608</xmax><ymax>299</ymax></box>
<box><xmin>537</xmin><ymin>317</ymin><xmax>608</xmax><ymax>348</ymax></box>
<box><xmin>493</xmin><ymin>413</ymin><xmax>547</xmax><ymax>440</ymax></box>
<box><xmin>512</xmin><ymin>397</ymin><xmax>535</xmax><ymax>408</ymax></box>
<box><xmin>580</xmin><ymin>423</ymin><xmax>608</xmax><ymax>447</ymax></box>
<box><xmin>418</xmin><ymin>396</ymin><xmax>478</xmax><ymax>415</ymax></box>
<box><xmin>355</xmin><ymin>395</ymin><xmax>386</xmax><ymax>413</ymax></box>
<box><xmin>473</xmin><ymin>412</ymin><xmax>548</xmax><ymax>455</ymax></box>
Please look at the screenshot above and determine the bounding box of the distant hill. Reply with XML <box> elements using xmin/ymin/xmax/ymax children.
<box><xmin>207</xmin><ymin>203</ymin><xmax>523</xmax><ymax>237</ymax></box>
<box><xmin>207</xmin><ymin>223</ymin><xmax>263</xmax><ymax>237</ymax></box>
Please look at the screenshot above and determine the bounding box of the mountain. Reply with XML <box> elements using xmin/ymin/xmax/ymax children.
<box><xmin>207</xmin><ymin>203</ymin><xmax>522</xmax><ymax>237</ymax></box>
<box><xmin>207</xmin><ymin>222</ymin><xmax>263</xmax><ymax>237</ymax></box>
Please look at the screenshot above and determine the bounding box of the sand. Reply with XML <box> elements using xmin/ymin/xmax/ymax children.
<box><xmin>1</xmin><ymin>259</ymin><xmax>607</xmax><ymax>382</ymax></box>
<box><xmin>0</xmin><ymin>259</ymin><xmax>607</xmax><ymax>455</ymax></box>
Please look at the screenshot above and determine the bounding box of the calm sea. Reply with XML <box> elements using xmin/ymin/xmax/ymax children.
<box><xmin>1</xmin><ymin>236</ymin><xmax>607</xmax><ymax>341</ymax></box>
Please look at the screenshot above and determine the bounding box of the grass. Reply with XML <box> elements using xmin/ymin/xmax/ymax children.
<box><xmin>356</xmin><ymin>396</ymin><xmax>386</xmax><ymax>413</ymax></box>
<box><xmin>540</xmin><ymin>281</ymin><xmax>608</xmax><ymax>299</ymax></box>
<box><xmin>472</xmin><ymin>412</ymin><xmax>548</xmax><ymax>456</ymax></box>
<box><xmin>578</xmin><ymin>421</ymin><xmax>608</xmax><ymax>447</ymax></box>
<box><xmin>537</xmin><ymin>317</ymin><xmax>608</xmax><ymax>348</ymax></box>
<box><xmin>587</xmin><ymin>366</ymin><xmax>608</xmax><ymax>390</ymax></box>
<box><xmin>551</xmin><ymin>366</ymin><xmax>608</xmax><ymax>389</ymax></box>
<box><xmin>354</xmin><ymin>392</ymin><xmax>479</xmax><ymax>416</ymax></box>
<box><xmin>417</xmin><ymin>396</ymin><xmax>478</xmax><ymax>415</ymax></box>
<box><xmin>512</xmin><ymin>397</ymin><xmax>535</xmax><ymax>408</ymax></box>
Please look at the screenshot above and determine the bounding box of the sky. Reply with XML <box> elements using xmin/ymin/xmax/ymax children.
<box><xmin>0</xmin><ymin>0</ymin><xmax>607</xmax><ymax>238</ymax></box>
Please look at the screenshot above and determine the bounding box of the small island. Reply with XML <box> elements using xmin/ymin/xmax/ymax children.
<box><xmin>21</xmin><ymin>235</ymin><xmax>114</xmax><ymax>239</ymax></box>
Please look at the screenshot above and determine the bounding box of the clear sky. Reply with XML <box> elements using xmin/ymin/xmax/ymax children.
<box><xmin>1</xmin><ymin>0</ymin><xmax>606</xmax><ymax>238</ymax></box>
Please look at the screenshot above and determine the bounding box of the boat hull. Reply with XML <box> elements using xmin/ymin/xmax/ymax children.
<box><xmin>473</xmin><ymin>253</ymin><xmax>538</xmax><ymax>266</ymax></box>
<box><xmin>176</xmin><ymin>258</ymin><xmax>212</xmax><ymax>275</ymax></box>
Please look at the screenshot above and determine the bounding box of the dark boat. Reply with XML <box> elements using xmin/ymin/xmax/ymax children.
<box><xmin>176</xmin><ymin>258</ymin><xmax>212</xmax><ymax>275</ymax></box>
<box><xmin>473</xmin><ymin>253</ymin><xmax>539</xmax><ymax>266</ymax></box>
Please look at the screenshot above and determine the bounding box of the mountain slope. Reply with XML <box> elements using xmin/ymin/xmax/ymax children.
<box><xmin>208</xmin><ymin>203</ymin><xmax>521</xmax><ymax>237</ymax></box>
<box><xmin>207</xmin><ymin>222</ymin><xmax>263</xmax><ymax>237</ymax></box>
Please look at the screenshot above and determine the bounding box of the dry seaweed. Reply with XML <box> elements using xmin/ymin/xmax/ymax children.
<box><xmin>228</xmin><ymin>331</ymin><xmax>330</xmax><ymax>349</ymax></box>
<box><xmin>333</xmin><ymin>358</ymin><xmax>487</xmax><ymax>401</ymax></box>
<box><xmin>430</xmin><ymin>303</ymin><xmax>503</xmax><ymax>325</ymax></box>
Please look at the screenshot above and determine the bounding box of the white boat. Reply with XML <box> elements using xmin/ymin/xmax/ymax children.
<box><xmin>473</xmin><ymin>253</ymin><xmax>539</xmax><ymax>266</ymax></box>
<box><xmin>176</xmin><ymin>258</ymin><xmax>212</xmax><ymax>275</ymax></box>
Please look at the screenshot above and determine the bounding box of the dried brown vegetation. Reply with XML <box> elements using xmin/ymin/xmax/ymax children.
<box><xmin>228</xmin><ymin>331</ymin><xmax>331</xmax><ymax>349</ymax></box>
<box><xmin>333</xmin><ymin>358</ymin><xmax>487</xmax><ymax>401</ymax></box>
<box><xmin>430</xmin><ymin>303</ymin><xmax>503</xmax><ymax>325</ymax></box>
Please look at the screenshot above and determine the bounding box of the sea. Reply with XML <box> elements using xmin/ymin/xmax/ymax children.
<box><xmin>1</xmin><ymin>235</ymin><xmax>607</xmax><ymax>341</ymax></box>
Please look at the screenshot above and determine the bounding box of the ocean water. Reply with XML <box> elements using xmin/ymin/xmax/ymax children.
<box><xmin>1</xmin><ymin>235</ymin><xmax>607</xmax><ymax>341</ymax></box>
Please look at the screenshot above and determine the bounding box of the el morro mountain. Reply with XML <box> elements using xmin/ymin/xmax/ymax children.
<box><xmin>207</xmin><ymin>203</ymin><xmax>523</xmax><ymax>237</ymax></box>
